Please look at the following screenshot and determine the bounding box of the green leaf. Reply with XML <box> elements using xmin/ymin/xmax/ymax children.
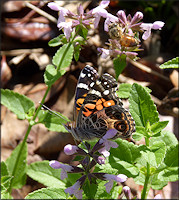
<box><xmin>150</xmin><ymin>130</ymin><xmax>178</xmax><ymax>149</ymax></box>
<box><xmin>129</xmin><ymin>83</ymin><xmax>159</xmax><ymax>127</ymax></box>
<box><xmin>52</xmin><ymin>44</ymin><xmax>74</xmax><ymax>70</ymax></box>
<box><xmin>76</xmin><ymin>24</ymin><xmax>88</xmax><ymax>40</ymax></box>
<box><xmin>44</xmin><ymin>64</ymin><xmax>66</xmax><ymax>86</ymax></box>
<box><xmin>25</xmin><ymin>188</ymin><xmax>68</xmax><ymax>199</ymax></box>
<box><xmin>1</xmin><ymin>161</ymin><xmax>9</xmax><ymax>177</ymax></box>
<box><xmin>132</xmin><ymin>132</ymin><xmax>144</xmax><ymax>141</ymax></box>
<box><xmin>27</xmin><ymin>161</ymin><xmax>66</xmax><ymax>188</ymax></box>
<box><xmin>1</xmin><ymin>89</ymin><xmax>35</xmax><ymax>120</ymax></box>
<box><xmin>136</xmin><ymin>126</ymin><xmax>149</xmax><ymax>137</ymax></box>
<box><xmin>117</xmin><ymin>83</ymin><xmax>132</xmax><ymax>98</ymax></box>
<box><xmin>5</xmin><ymin>142</ymin><xmax>27</xmax><ymax>189</ymax></box>
<box><xmin>113</xmin><ymin>54</ymin><xmax>127</xmax><ymax>80</ymax></box>
<box><xmin>109</xmin><ymin>139</ymin><xmax>140</xmax><ymax>177</ymax></box>
<box><xmin>48</xmin><ymin>34</ymin><xmax>67</xmax><ymax>47</ymax></box>
<box><xmin>1</xmin><ymin>188</ymin><xmax>13</xmax><ymax>199</ymax></box>
<box><xmin>150</xmin><ymin>173</ymin><xmax>168</xmax><ymax>190</ymax></box>
<box><xmin>37</xmin><ymin>110</ymin><xmax>69</xmax><ymax>132</ymax></box>
<box><xmin>164</xmin><ymin>144</ymin><xmax>178</xmax><ymax>167</ymax></box>
<box><xmin>150</xmin><ymin>121</ymin><xmax>169</xmax><ymax>135</ymax></box>
<box><xmin>159</xmin><ymin>57</ymin><xmax>179</xmax><ymax>69</ymax></box>
<box><xmin>74</xmin><ymin>44</ymin><xmax>82</xmax><ymax>62</ymax></box>
<box><xmin>158</xmin><ymin>167</ymin><xmax>178</xmax><ymax>183</ymax></box>
<box><xmin>150</xmin><ymin>141</ymin><xmax>166</xmax><ymax>167</ymax></box>
<box><xmin>1</xmin><ymin>175</ymin><xmax>13</xmax><ymax>191</ymax></box>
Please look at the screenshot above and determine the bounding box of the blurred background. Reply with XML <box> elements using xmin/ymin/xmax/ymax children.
<box><xmin>1</xmin><ymin>1</ymin><xmax>178</xmax><ymax>198</ymax></box>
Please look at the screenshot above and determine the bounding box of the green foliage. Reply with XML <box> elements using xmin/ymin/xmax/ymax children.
<box><xmin>37</xmin><ymin>110</ymin><xmax>69</xmax><ymax>132</ymax></box>
<box><xmin>5</xmin><ymin>142</ymin><xmax>27</xmax><ymax>189</ymax></box>
<box><xmin>52</xmin><ymin>43</ymin><xmax>74</xmax><ymax>70</ymax></box>
<box><xmin>117</xmin><ymin>83</ymin><xmax>132</xmax><ymax>98</ymax></box>
<box><xmin>159</xmin><ymin>57</ymin><xmax>179</xmax><ymax>69</ymax></box>
<box><xmin>27</xmin><ymin>161</ymin><xmax>66</xmax><ymax>188</ymax></box>
<box><xmin>48</xmin><ymin>34</ymin><xmax>67</xmax><ymax>47</ymax></box>
<box><xmin>44</xmin><ymin>64</ymin><xmax>66</xmax><ymax>86</ymax></box>
<box><xmin>129</xmin><ymin>83</ymin><xmax>159</xmax><ymax>127</ymax></box>
<box><xmin>113</xmin><ymin>54</ymin><xmax>127</xmax><ymax>80</ymax></box>
<box><xmin>76</xmin><ymin>24</ymin><xmax>88</xmax><ymax>40</ymax></box>
<box><xmin>1</xmin><ymin>89</ymin><xmax>35</xmax><ymax>120</ymax></box>
<box><xmin>25</xmin><ymin>188</ymin><xmax>68</xmax><ymax>199</ymax></box>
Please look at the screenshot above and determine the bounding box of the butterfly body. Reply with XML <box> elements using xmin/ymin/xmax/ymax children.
<box><xmin>64</xmin><ymin>65</ymin><xmax>135</xmax><ymax>141</ymax></box>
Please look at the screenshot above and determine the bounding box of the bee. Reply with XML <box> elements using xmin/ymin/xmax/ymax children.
<box><xmin>108</xmin><ymin>22</ymin><xmax>139</xmax><ymax>47</ymax></box>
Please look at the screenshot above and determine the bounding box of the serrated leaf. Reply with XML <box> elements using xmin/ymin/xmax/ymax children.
<box><xmin>150</xmin><ymin>130</ymin><xmax>178</xmax><ymax>149</ymax></box>
<box><xmin>52</xmin><ymin>44</ymin><xmax>74</xmax><ymax>70</ymax></box>
<box><xmin>150</xmin><ymin>141</ymin><xmax>166</xmax><ymax>167</ymax></box>
<box><xmin>159</xmin><ymin>57</ymin><xmax>179</xmax><ymax>69</ymax></box>
<box><xmin>44</xmin><ymin>64</ymin><xmax>66</xmax><ymax>86</ymax></box>
<box><xmin>150</xmin><ymin>173</ymin><xmax>168</xmax><ymax>190</ymax></box>
<box><xmin>109</xmin><ymin>139</ymin><xmax>140</xmax><ymax>177</ymax></box>
<box><xmin>151</xmin><ymin>121</ymin><xmax>169</xmax><ymax>135</ymax></box>
<box><xmin>158</xmin><ymin>167</ymin><xmax>178</xmax><ymax>183</ymax></box>
<box><xmin>27</xmin><ymin>161</ymin><xmax>66</xmax><ymax>188</ymax></box>
<box><xmin>48</xmin><ymin>34</ymin><xmax>67</xmax><ymax>47</ymax></box>
<box><xmin>5</xmin><ymin>142</ymin><xmax>27</xmax><ymax>189</ymax></box>
<box><xmin>117</xmin><ymin>83</ymin><xmax>132</xmax><ymax>98</ymax></box>
<box><xmin>38</xmin><ymin>110</ymin><xmax>69</xmax><ymax>132</ymax></box>
<box><xmin>132</xmin><ymin>132</ymin><xmax>144</xmax><ymax>141</ymax></box>
<box><xmin>129</xmin><ymin>83</ymin><xmax>159</xmax><ymax>127</ymax></box>
<box><xmin>113</xmin><ymin>54</ymin><xmax>127</xmax><ymax>80</ymax></box>
<box><xmin>74</xmin><ymin>44</ymin><xmax>82</xmax><ymax>62</ymax></box>
<box><xmin>1</xmin><ymin>89</ymin><xmax>35</xmax><ymax>120</ymax></box>
<box><xmin>25</xmin><ymin>188</ymin><xmax>68</xmax><ymax>199</ymax></box>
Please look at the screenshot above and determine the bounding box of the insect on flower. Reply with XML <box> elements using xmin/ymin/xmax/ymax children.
<box><xmin>108</xmin><ymin>22</ymin><xmax>140</xmax><ymax>47</ymax></box>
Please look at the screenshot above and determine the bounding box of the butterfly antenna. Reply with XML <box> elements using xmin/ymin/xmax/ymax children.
<box><xmin>40</xmin><ymin>103</ymin><xmax>68</xmax><ymax>123</ymax></box>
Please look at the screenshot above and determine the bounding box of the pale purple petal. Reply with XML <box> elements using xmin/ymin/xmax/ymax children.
<box><xmin>97</xmin><ymin>48</ymin><xmax>110</xmax><ymax>58</ymax></box>
<box><xmin>99</xmin><ymin>0</ymin><xmax>110</xmax><ymax>8</ymax></box>
<box><xmin>65</xmin><ymin>181</ymin><xmax>82</xmax><ymax>199</ymax></box>
<box><xmin>142</xmin><ymin>28</ymin><xmax>151</xmax><ymax>40</ymax></box>
<box><xmin>98</xmin><ymin>156</ymin><xmax>106</xmax><ymax>164</ymax></box>
<box><xmin>58</xmin><ymin>21</ymin><xmax>73</xmax><ymax>40</ymax></box>
<box><xmin>104</xmin><ymin>180</ymin><xmax>113</xmax><ymax>193</ymax></box>
<box><xmin>94</xmin><ymin>15</ymin><xmax>101</xmax><ymax>29</ymax></box>
<box><xmin>60</xmin><ymin>169</ymin><xmax>68</xmax><ymax>180</ymax></box>
<box><xmin>130</xmin><ymin>11</ymin><xmax>143</xmax><ymax>25</ymax></box>
<box><xmin>77</xmin><ymin>4</ymin><xmax>84</xmax><ymax>16</ymax></box>
<box><xmin>104</xmin><ymin>174</ymin><xmax>127</xmax><ymax>182</ymax></box>
<box><xmin>98</xmin><ymin>148</ymin><xmax>110</xmax><ymax>157</ymax></box>
<box><xmin>117</xmin><ymin>10</ymin><xmax>127</xmax><ymax>25</ymax></box>
<box><xmin>154</xmin><ymin>194</ymin><xmax>162</xmax><ymax>199</ymax></box>
<box><xmin>152</xmin><ymin>21</ymin><xmax>165</xmax><ymax>30</ymax></box>
<box><xmin>103</xmin><ymin>129</ymin><xmax>118</xmax><ymax>139</ymax></box>
<box><xmin>48</xmin><ymin>2</ymin><xmax>61</xmax><ymax>11</ymax></box>
<box><xmin>140</xmin><ymin>23</ymin><xmax>153</xmax><ymax>31</ymax></box>
<box><xmin>49</xmin><ymin>160</ymin><xmax>61</xmax><ymax>169</ymax></box>
<box><xmin>64</xmin><ymin>144</ymin><xmax>78</xmax><ymax>155</ymax></box>
<box><xmin>123</xmin><ymin>186</ymin><xmax>132</xmax><ymax>199</ymax></box>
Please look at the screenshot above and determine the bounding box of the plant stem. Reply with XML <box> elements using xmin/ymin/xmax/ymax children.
<box><xmin>141</xmin><ymin>136</ymin><xmax>150</xmax><ymax>199</ymax></box>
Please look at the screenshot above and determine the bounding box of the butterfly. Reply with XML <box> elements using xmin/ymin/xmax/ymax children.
<box><xmin>64</xmin><ymin>65</ymin><xmax>135</xmax><ymax>141</ymax></box>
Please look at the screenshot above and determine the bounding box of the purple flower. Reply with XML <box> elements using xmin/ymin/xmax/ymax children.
<box><xmin>92</xmin><ymin>0</ymin><xmax>111</xmax><ymax>29</ymax></box>
<box><xmin>140</xmin><ymin>21</ymin><xmax>165</xmax><ymax>40</ymax></box>
<box><xmin>104</xmin><ymin>174</ymin><xmax>127</xmax><ymax>193</ymax></box>
<box><xmin>98</xmin><ymin>129</ymin><xmax>118</xmax><ymax>157</ymax></box>
<box><xmin>49</xmin><ymin>160</ymin><xmax>73</xmax><ymax>179</ymax></box>
<box><xmin>49</xmin><ymin>160</ymin><xmax>84</xmax><ymax>180</ymax></box>
<box><xmin>64</xmin><ymin>144</ymin><xmax>79</xmax><ymax>155</ymax></box>
<box><xmin>65</xmin><ymin>180</ymin><xmax>83</xmax><ymax>199</ymax></box>
<box><xmin>123</xmin><ymin>186</ymin><xmax>132</xmax><ymax>199</ymax></box>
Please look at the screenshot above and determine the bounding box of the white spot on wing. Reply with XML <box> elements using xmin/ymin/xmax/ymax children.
<box><xmin>77</xmin><ymin>83</ymin><xmax>88</xmax><ymax>89</ymax></box>
<box><xmin>90</xmin><ymin>89</ymin><xmax>101</xmax><ymax>97</ymax></box>
<box><xmin>80</xmin><ymin>72</ymin><xmax>86</xmax><ymax>78</ymax></box>
<box><xmin>103</xmin><ymin>90</ymin><xmax>109</xmax><ymax>95</ymax></box>
<box><xmin>90</xmin><ymin>82</ymin><xmax>95</xmax><ymax>87</ymax></box>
